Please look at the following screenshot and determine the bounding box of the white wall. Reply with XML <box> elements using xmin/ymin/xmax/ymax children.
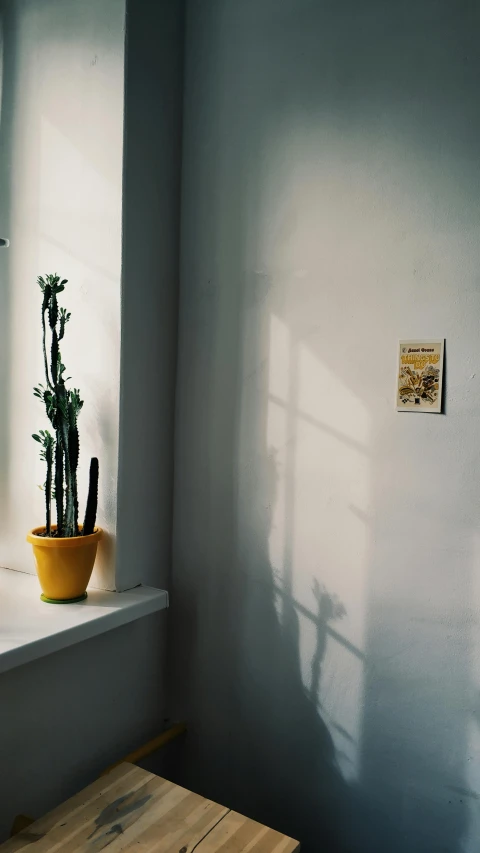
<box><xmin>0</xmin><ymin>0</ymin><xmax>125</xmax><ymax>588</ymax></box>
<box><xmin>170</xmin><ymin>2</ymin><xmax>480</xmax><ymax>851</ymax></box>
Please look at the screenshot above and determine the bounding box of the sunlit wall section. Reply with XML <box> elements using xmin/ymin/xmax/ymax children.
<box><xmin>0</xmin><ymin>0</ymin><xmax>125</xmax><ymax>588</ymax></box>
<box><xmin>235</xmin><ymin>122</ymin><xmax>371</xmax><ymax>783</ymax></box>
<box><xmin>294</xmin><ymin>342</ymin><xmax>369</xmax><ymax>782</ymax></box>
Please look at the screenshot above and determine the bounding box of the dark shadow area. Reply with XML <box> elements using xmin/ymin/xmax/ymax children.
<box><xmin>310</xmin><ymin>579</ymin><xmax>346</xmax><ymax>707</ymax></box>
<box><xmin>115</xmin><ymin>0</ymin><xmax>185</xmax><ymax>591</ymax></box>
<box><xmin>165</xmin><ymin>457</ymin><xmax>360</xmax><ymax>851</ymax></box>
<box><xmin>217</xmin><ymin>460</ymin><xmax>359</xmax><ymax>852</ymax></box>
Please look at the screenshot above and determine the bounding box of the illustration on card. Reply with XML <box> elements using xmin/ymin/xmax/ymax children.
<box><xmin>397</xmin><ymin>340</ymin><xmax>444</xmax><ymax>413</ymax></box>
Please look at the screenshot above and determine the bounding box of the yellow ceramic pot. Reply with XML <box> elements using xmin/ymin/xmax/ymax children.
<box><xmin>27</xmin><ymin>526</ymin><xmax>102</xmax><ymax>602</ymax></box>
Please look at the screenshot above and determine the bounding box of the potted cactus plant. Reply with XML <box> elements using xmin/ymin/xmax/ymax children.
<box><xmin>27</xmin><ymin>273</ymin><xmax>101</xmax><ymax>603</ymax></box>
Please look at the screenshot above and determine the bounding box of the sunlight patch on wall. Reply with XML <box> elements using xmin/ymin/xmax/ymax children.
<box><xmin>266</xmin><ymin>312</ymin><xmax>371</xmax><ymax>782</ymax></box>
<box><xmin>296</xmin><ymin>342</ymin><xmax>370</xmax><ymax>782</ymax></box>
<box><xmin>266</xmin><ymin>315</ymin><xmax>291</xmax><ymax>577</ymax></box>
<box><xmin>297</xmin><ymin>341</ymin><xmax>370</xmax><ymax>446</ymax></box>
<box><xmin>295</xmin><ymin>343</ymin><xmax>370</xmax><ymax>619</ymax></box>
<box><xmin>0</xmin><ymin>0</ymin><xmax>124</xmax><ymax>589</ymax></box>
<box><xmin>266</xmin><ymin>398</ymin><xmax>288</xmax><ymax>580</ymax></box>
<box><xmin>268</xmin><ymin>313</ymin><xmax>291</xmax><ymax>402</ymax></box>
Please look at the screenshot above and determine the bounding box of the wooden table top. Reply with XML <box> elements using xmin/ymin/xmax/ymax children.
<box><xmin>0</xmin><ymin>762</ymin><xmax>300</xmax><ymax>852</ymax></box>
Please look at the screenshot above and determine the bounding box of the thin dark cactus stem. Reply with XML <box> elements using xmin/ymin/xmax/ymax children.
<box><xmin>61</xmin><ymin>417</ymin><xmax>74</xmax><ymax>537</ymax></box>
<box><xmin>55</xmin><ymin>433</ymin><xmax>64</xmax><ymax>536</ymax></box>
<box><xmin>45</xmin><ymin>439</ymin><xmax>53</xmax><ymax>536</ymax></box>
<box><xmin>69</xmin><ymin>420</ymin><xmax>80</xmax><ymax>535</ymax></box>
<box><xmin>83</xmin><ymin>458</ymin><xmax>99</xmax><ymax>536</ymax></box>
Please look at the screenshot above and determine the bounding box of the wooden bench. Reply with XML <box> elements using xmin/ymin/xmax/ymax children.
<box><xmin>0</xmin><ymin>762</ymin><xmax>300</xmax><ymax>852</ymax></box>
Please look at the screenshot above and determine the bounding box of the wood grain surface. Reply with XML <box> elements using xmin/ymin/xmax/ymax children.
<box><xmin>0</xmin><ymin>763</ymin><xmax>300</xmax><ymax>852</ymax></box>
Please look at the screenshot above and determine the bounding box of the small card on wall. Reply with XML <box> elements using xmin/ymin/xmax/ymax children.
<box><xmin>397</xmin><ymin>339</ymin><xmax>445</xmax><ymax>413</ymax></box>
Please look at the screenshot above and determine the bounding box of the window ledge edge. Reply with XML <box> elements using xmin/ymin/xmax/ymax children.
<box><xmin>0</xmin><ymin>566</ymin><xmax>169</xmax><ymax>675</ymax></box>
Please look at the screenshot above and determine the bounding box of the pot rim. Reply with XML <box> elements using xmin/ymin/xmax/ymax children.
<box><xmin>27</xmin><ymin>525</ymin><xmax>102</xmax><ymax>547</ymax></box>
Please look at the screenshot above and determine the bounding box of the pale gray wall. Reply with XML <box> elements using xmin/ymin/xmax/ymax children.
<box><xmin>116</xmin><ymin>0</ymin><xmax>184</xmax><ymax>592</ymax></box>
<box><xmin>0</xmin><ymin>613</ymin><xmax>167</xmax><ymax>841</ymax></box>
<box><xmin>169</xmin><ymin>2</ymin><xmax>480</xmax><ymax>852</ymax></box>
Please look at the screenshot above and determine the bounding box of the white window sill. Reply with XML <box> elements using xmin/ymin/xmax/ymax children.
<box><xmin>0</xmin><ymin>567</ymin><xmax>168</xmax><ymax>675</ymax></box>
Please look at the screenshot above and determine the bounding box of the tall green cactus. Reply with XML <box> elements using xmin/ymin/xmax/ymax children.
<box><xmin>33</xmin><ymin>274</ymin><xmax>99</xmax><ymax>538</ymax></box>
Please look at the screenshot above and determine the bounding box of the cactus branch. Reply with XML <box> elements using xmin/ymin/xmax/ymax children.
<box><xmin>45</xmin><ymin>439</ymin><xmax>53</xmax><ymax>536</ymax></box>
<box><xmin>55</xmin><ymin>432</ymin><xmax>64</xmax><ymax>535</ymax></box>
